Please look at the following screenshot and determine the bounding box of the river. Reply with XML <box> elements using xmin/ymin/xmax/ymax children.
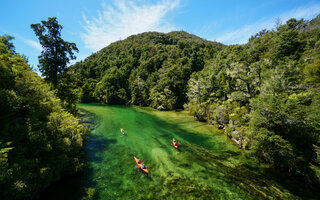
<box><xmin>38</xmin><ymin>103</ymin><xmax>314</xmax><ymax>199</ymax></box>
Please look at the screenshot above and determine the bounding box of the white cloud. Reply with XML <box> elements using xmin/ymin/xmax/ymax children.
<box><xmin>81</xmin><ymin>0</ymin><xmax>180</xmax><ymax>51</ymax></box>
<box><xmin>215</xmin><ymin>3</ymin><xmax>320</xmax><ymax>45</ymax></box>
<box><xmin>24</xmin><ymin>39</ymin><xmax>42</xmax><ymax>51</ymax></box>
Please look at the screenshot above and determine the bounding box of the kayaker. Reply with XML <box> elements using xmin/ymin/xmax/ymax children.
<box><xmin>134</xmin><ymin>157</ymin><xmax>149</xmax><ymax>173</ymax></box>
<box><xmin>171</xmin><ymin>138</ymin><xmax>180</xmax><ymax>149</ymax></box>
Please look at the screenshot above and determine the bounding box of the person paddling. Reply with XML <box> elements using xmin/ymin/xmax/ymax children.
<box><xmin>171</xmin><ymin>137</ymin><xmax>180</xmax><ymax>149</ymax></box>
<box><xmin>134</xmin><ymin>157</ymin><xmax>150</xmax><ymax>174</ymax></box>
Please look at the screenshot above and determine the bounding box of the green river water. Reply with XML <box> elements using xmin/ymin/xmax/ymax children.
<box><xmin>40</xmin><ymin>103</ymin><xmax>317</xmax><ymax>199</ymax></box>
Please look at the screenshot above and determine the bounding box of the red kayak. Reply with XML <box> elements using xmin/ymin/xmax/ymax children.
<box><xmin>171</xmin><ymin>138</ymin><xmax>180</xmax><ymax>149</ymax></box>
<box><xmin>134</xmin><ymin>157</ymin><xmax>149</xmax><ymax>174</ymax></box>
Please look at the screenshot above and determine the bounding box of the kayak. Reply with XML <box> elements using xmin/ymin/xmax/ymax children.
<box><xmin>134</xmin><ymin>157</ymin><xmax>149</xmax><ymax>174</ymax></box>
<box><xmin>171</xmin><ymin>138</ymin><xmax>179</xmax><ymax>149</ymax></box>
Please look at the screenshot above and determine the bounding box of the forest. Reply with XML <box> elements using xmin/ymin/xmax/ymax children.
<box><xmin>0</xmin><ymin>22</ymin><xmax>88</xmax><ymax>199</ymax></box>
<box><xmin>0</xmin><ymin>14</ymin><xmax>319</xmax><ymax>199</ymax></box>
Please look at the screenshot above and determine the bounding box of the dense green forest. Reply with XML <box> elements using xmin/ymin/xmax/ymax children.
<box><xmin>1</xmin><ymin>14</ymin><xmax>320</xmax><ymax>199</ymax></box>
<box><xmin>72</xmin><ymin>16</ymin><xmax>320</xmax><ymax>184</ymax></box>
<box><xmin>0</xmin><ymin>34</ymin><xmax>88</xmax><ymax>199</ymax></box>
<box><xmin>73</xmin><ymin>31</ymin><xmax>224</xmax><ymax>107</ymax></box>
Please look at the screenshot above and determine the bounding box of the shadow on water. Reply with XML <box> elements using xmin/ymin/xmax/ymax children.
<box><xmin>85</xmin><ymin>134</ymin><xmax>117</xmax><ymax>163</ymax></box>
<box><xmin>80</xmin><ymin>135</ymin><xmax>117</xmax><ymax>199</ymax></box>
<box><xmin>34</xmin><ymin>172</ymin><xmax>85</xmax><ymax>200</ymax></box>
<box><xmin>79</xmin><ymin>108</ymin><xmax>98</xmax><ymax>131</ymax></box>
<box><xmin>35</xmin><ymin>108</ymin><xmax>117</xmax><ymax>200</ymax></box>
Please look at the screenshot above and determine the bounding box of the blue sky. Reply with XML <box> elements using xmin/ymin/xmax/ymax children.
<box><xmin>1</xmin><ymin>0</ymin><xmax>320</xmax><ymax>69</ymax></box>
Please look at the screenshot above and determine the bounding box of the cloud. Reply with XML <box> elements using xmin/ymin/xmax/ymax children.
<box><xmin>81</xmin><ymin>0</ymin><xmax>180</xmax><ymax>51</ymax></box>
<box><xmin>24</xmin><ymin>39</ymin><xmax>42</xmax><ymax>51</ymax></box>
<box><xmin>215</xmin><ymin>3</ymin><xmax>320</xmax><ymax>45</ymax></box>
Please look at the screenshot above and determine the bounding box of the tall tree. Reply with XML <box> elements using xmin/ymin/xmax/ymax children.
<box><xmin>0</xmin><ymin>35</ymin><xmax>15</xmax><ymax>54</ymax></box>
<box><xmin>31</xmin><ymin>17</ymin><xmax>78</xmax><ymax>87</ymax></box>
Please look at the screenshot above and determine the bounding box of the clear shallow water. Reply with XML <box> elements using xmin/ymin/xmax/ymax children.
<box><xmin>39</xmin><ymin>103</ymin><xmax>315</xmax><ymax>199</ymax></box>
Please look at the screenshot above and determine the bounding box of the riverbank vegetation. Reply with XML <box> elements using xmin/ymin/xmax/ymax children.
<box><xmin>0</xmin><ymin>33</ymin><xmax>88</xmax><ymax>199</ymax></box>
<box><xmin>71</xmin><ymin>15</ymin><xmax>320</xmax><ymax>186</ymax></box>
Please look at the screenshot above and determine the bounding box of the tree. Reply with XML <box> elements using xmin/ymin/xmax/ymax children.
<box><xmin>250</xmin><ymin>128</ymin><xmax>295</xmax><ymax>170</ymax></box>
<box><xmin>187</xmin><ymin>70</ymin><xmax>214</xmax><ymax>105</ymax></box>
<box><xmin>0</xmin><ymin>36</ymin><xmax>88</xmax><ymax>199</ymax></box>
<box><xmin>0</xmin><ymin>35</ymin><xmax>15</xmax><ymax>54</ymax></box>
<box><xmin>129</xmin><ymin>76</ymin><xmax>148</xmax><ymax>105</ymax></box>
<box><xmin>226</xmin><ymin>61</ymin><xmax>260</xmax><ymax>103</ymax></box>
<box><xmin>31</xmin><ymin>17</ymin><xmax>78</xmax><ymax>88</ymax></box>
<box><xmin>94</xmin><ymin>67</ymin><xmax>128</xmax><ymax>104</ymax></box>
<box><xmin>274</xmin><ymin>17</ymin><xmax>282</xmax><ymax>30</ymax></box>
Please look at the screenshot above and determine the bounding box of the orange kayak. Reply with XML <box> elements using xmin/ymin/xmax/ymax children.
<box><xmin>134</xmin><ymin>157</ymin><xmax>149</xmax><ymax>174</ymax></box>
<box><xmin>172</xmin><ymin>138</ymin><xmax>179</xmax><ymax>149</ymax></box>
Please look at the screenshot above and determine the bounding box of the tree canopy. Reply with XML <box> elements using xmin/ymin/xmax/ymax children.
<box><xmin>72</xmin><ymin>31</ymin><xmax>223</xmax><ymax>109</ymax></box>
<box><xmin>0</xmin><ymin>35</ymin><xmax>88</xmax><ymax>200</ymax></box>
<box><xmin>31</xmin><ymin>17</ymin><xmax>78</xmax><ymax>88</ymax></box>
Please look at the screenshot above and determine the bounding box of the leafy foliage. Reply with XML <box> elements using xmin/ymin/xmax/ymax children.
<box><xmin>72</xmin><ymin>31</ymin><xmax>223</xmax><ymax>109</ymax></box>
<box><xmin>31</xmin><ymin>17</ymin><xmax>80</xmax><ymax>114</ymax></box>
<box><xmin>31</xmin><ymin>17</ymin><xmax>78</xmax><ymax>88</ymax></box>
<box><xmin>0</xmin><ymin>35</ymin><xmax>88</xmax><ymax>200</ymax></box>
<box><xmin>184</xmin><ymin>16</ymin><xmax>320</xmax><ymax>183</ymax></box>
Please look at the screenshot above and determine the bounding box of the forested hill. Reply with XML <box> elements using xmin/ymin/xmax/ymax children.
<box><xmin>71</xmin><ymin>16</ymin><xmax>320</xmax><ymax>185</ymax></box>
<box><xmin>72</xmin><ymin>31</ymin><xmax>224</xmax><ymax>108</ymax></box>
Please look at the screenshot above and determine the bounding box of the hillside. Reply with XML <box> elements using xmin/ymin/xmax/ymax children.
<box><xmin>72</xmin><ymin>31</ymin><xmax>224</xmax><ymax>108</ymax></box>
